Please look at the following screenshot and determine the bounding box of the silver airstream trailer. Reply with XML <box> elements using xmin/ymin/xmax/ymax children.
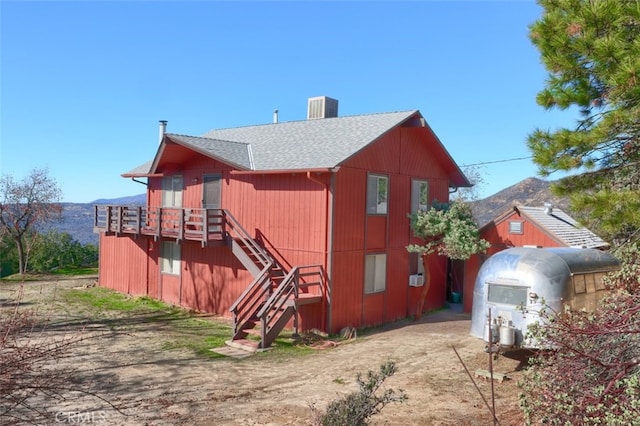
<box><xmin>470</xmin><ymin>247</ymin><xmax>619</xmax><ymax>349</ymax></box>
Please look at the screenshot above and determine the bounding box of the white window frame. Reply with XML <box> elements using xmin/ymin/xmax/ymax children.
<box><xmin>411</xmin><ymin>179</ymin><xmax>429</xmax><ymax>213</ymax></box>
<box><xmin>162</xmin><ymin>175</ymin><xmax>183</xmax><ymax>207</ymax></box>
<box><xmin>367</xmin><ymin>174</ymin><xmax>388</xmax><ymax>215</ymax></box>
<box><xmin>365</xmin><ymin>253</ymin><xmax>386</xmax><ymax>294</ymax></box>
<box><xmin>160</xmin><ymin>241</ymin><xmax>181</xmax><ymax>275</ymax></box>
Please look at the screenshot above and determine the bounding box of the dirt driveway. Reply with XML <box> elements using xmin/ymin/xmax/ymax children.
<box><xmin>1</xmin><ymin>278</ymin><xmax>525</xmax><ymax>425</ymax></box>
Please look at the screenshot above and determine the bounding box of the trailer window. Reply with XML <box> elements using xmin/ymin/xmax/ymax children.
<box><xmin>487</xmin><ymin>284</ymin><xmax>527</xmax><ymax>306</ymax></box>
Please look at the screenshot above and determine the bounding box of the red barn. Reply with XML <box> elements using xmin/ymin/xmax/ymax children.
<box><xmin>459</xmin><ymin>203</ymin><xmax>610</xmax><ymax>313</ymax></box>
<box><xmin>94</xmin><ymin>96</ymin><xmax>470</xmax><ymax>349</ymax></box>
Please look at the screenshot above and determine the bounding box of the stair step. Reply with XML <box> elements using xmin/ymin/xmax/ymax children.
<box><xmin>225</xmin><ymin>339</ymin><xmax>271</xmax><ymax>353</ymax></box>
<box><xmin>296</xmin><ymin>293</ymin><xmax>322</xmax><ymax>306</ymax></box>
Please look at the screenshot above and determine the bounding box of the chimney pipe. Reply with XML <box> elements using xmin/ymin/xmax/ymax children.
<box><xmin>273</xmin><ymin>109</ymin><xmax>279</xmax><ymax>124</ymax></box>
<box><xmin>159</xmin><ymin>120</ymin><xmax>167</xmax><ymax>144</ymax></box>
<box><xmin>544</xmin><ymin>202</ymin><xmax>554</xmax><ymax>215</ymax></box>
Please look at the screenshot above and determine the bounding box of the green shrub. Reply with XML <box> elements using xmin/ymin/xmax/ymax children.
<box><xmin>312</xmin><ymin>361</ymin><xmax>407</xmax><ymax>426</ymax></box>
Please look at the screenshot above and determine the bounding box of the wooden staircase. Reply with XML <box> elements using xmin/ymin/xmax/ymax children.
<box><xmin>224</xmin><ymin>210</ymin><xmax>324</xmax><ymax>352</ymax></box>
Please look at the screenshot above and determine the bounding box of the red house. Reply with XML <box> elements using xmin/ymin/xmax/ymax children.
<box><xmin>94</xmin><ymin>96</ymin><xmax>470</xmax><ymax>349</ymax></box>
<box><xmin>459</xmin><ymin>203</ymin><xmax>610</xmax><ymax>313</ymax></box>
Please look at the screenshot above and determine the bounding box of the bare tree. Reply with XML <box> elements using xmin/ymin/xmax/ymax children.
<box><xmin>0</xmin><ymin>168</ymin><xmax>62</xmax><ymax>275</ymax></box>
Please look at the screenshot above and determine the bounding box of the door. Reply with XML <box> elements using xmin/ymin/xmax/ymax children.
<box><xmin>203</xmin><ymin>174</ymin><xmax>222</xmax><ymax>233</ymax></box>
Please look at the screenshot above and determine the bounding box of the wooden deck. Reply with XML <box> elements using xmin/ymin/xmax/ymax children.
<box><xmin>93</xmin><ymin>205</ymin><xmax>225</xmax><ymax>245</ymax></box>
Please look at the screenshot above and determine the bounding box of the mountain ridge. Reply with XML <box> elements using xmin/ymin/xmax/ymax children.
<box><xmin>470</xmin><ymin>177</ymin><xmax>569</xmax><ymax>227</ymax></box>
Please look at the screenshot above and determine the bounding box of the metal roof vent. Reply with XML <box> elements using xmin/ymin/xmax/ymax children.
<box><xmin>307</xmin><ymin>96</ymin><xmax>338</xmax><ymax>120</ymax></box>
<box><xmin>159</xmin><ymin>120</ymin><xmax>167</xmax><ymax>144</ymax></box>
<box><xmin>544</xmin><ymin>202</ymin><xmax>554</xmax><ymax>215</ymax></box>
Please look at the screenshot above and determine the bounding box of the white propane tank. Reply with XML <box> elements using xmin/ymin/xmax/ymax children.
<box><xmin>499</xmin><ymin>321</ymin><xmax>515</xmax><ymax>348</ymax></box>
<box><xmin>483</xmin><ymin>319</ymin><xmax>499</xmax><ymax>343</ymax></box>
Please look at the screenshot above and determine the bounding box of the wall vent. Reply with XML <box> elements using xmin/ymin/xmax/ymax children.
<box><xmin>307</xmin><ymin>96</ymin><xmax>338</xmax><ymax>120</ymax></box>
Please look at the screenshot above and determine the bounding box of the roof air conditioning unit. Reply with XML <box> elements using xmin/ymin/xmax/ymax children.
<box><xmin>307</xmin><ymin>96</ymin><xmax>338</xmax><ymax>120</ymax></box>
<box><xmin>409</xmin><ymin>274</ymin><xmax>424</xmax><ymax>287</ymax></box>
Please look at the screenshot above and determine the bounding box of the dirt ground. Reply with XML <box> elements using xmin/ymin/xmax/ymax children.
<box><xmin>1</xmin><ymin>278</ymin><xmax>526</xmax><ymax>425</ymax></box>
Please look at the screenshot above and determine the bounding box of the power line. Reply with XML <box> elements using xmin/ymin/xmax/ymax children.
<box><xmin>461</xmin><ymin>156</ymin><xmax>533</xmax><ymax>167</ymax></box>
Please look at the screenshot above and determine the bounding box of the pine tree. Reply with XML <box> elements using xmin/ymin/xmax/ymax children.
<box><xmin>528</xmin><ymin>0</ymin><xmax>640</xmax><ymax>244</ymax></box>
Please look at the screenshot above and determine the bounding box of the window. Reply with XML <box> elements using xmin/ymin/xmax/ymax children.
<box><xmin>162</xmin><ymin>175</ymin><xmax>183</xmax><ymax>207</ymax></box>
<box><xmin>160</xmin><ymin>241</ymin><xmax>181</xmax><ymax>275</ymax></box>
<box><xmin>487</xmin><ymin>283</ymin><xmax>528</xmax><ymax>306</ymax></box>
<box><xmin>367</xmin><ymin>174</ymin><xmax>388</xmax><ymax>214</ymax></box>
<box><xmin>411</xmin><ymin>180</ymin><xmax>429</xmax><ymax>212</ymax></box>
<box><xmin>365</xmin><ymin>254</ymin><xmax>386</xmax><ymax>294</ymax></box>
<box><xmin>508</xmin><ymin>221</ymin><xmax>523</xmax><ymax>234</ymax></box>
<box><xmin>409</xmin><ymin>253</ymin><xmax>425</xmax><ymax>276</ymax></box>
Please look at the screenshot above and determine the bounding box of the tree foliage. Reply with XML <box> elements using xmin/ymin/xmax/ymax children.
<box><xmin>0</xmin><ymin>231</ymin><xmax>97</xmax><ymax>277</ymax></box>
<box><xmin>519</xmin><ymin>243</ymin><xmax>640</xmax><ymax>425</ymax></box>
<box><xmin>29</xmin><ymin>231</ymin><xmax>98</xmax><ymax>273</ymax></box>
<box><xmin>407</xmin><ymin>200</ymin><xmax>489</xmax><ymax>320</ymax></box>
<box><xmin>407</xmin><ymin>200</ymin><xmax>489</xmax><ymax>260</ymax></box>
<box><xmin>527</xmin><ymin>0</ymin><xmax>640</xmax><ymax>244</ymax></box>
<box><xmin>451</xmin><ymin>165</ymin><xmax>487</xmax><ymax>202</ymax></box>
<box><xmin>0</xmin><ymin>168</ymin><xmax>63</xmax><ymax>274</ymax></box>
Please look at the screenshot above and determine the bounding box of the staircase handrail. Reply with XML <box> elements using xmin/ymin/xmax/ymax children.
<box><xmin>257</xmin><ymin>264</ymin><xmax>326</xmax><ymax>346</ymax></box>
<box><xmin>229</xmin><ymin>263</ymin><xmax>273</xmax><ymax>316</ymax></box>
<box><xmin>257</xmin><ymin>268</ymin><xmax>298</xmax><ymax>320</ymax></box>
<box><xmin>222</xmin><ymin>209</ymin><xmax>273</xmax><ymax>270</ymax></box>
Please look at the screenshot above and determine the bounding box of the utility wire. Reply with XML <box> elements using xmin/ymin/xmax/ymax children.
<box><xmin>462</xmin><ymin>156</ymin><xmax>533</xmax><ymax>167</ymax></box>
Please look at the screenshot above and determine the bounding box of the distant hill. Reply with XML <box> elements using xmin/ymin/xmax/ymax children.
<box><xmin>470</xmin><ymin>177</ymin><xmax>570</xmax><ymax>227</ymax></box>
<box><xmin>51</xmin><ymin>194</ymin><xmax>146</xmax><ymax>245</ymax></box>
<box><xmin>91</xmin><ymin>194</ymin><xmax>146</xmax><ymax>205</ymax></box>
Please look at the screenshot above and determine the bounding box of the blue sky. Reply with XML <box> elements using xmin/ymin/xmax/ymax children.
<box><xmin>1</xmin><ymin>0</ymin><xmax>575</xmax><ymax>203</ymax></box>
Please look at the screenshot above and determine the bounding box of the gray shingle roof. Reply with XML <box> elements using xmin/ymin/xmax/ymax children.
<box><xmin>123</xmin><ymin>109</ymin><xmax>469</xmax><ymax>187</ymax></box>
<box><xmin>200</xmin><ymin>111</ymin><xmax>418</xmax><ymax>170</ymax></box>
<box><xmin>516</xmin><ymin>205</ymin><xmax>609</xmax><ymax>249</ymax></box>
<box><xmin>122</xmin><ymin>160</ymin><xmax>153</xmax><ymax>177</ymax></box>
<box><xmin>166</xmin><ymin>134</ymin><xmax>253</xmax><ymax>170</ymax></box>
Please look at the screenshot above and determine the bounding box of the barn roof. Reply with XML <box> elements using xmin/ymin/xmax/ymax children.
<box><xmin>123</xmin><ymin>110</ymin><xmax>470</xmax><ymax>187</ymax></box>
<box><xmin>490</xmin><ymin>205</ymin><xmax>609</xmax><ymax>249</ymax></box>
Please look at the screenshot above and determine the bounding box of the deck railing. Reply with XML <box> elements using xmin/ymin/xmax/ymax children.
<box><xmin>93</xmin><ymin>205</ymin><xmax>225</xmax><ymax>245</ymax></box>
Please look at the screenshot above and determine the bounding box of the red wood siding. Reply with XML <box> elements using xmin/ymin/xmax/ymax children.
<box><xmin>328</xmin><ymin>126</ymin><xmax>453</xmax><ymax>331</ymax></box>
<box><xmin>180</xmin><ymin>241</ymin><xmax>252</xmax><ymax>314</ymax></box>
<box><xmin>330</xmin><ymin>251</ymin><xmax>365</xmax><ymax>331</ymax></box>
<box><xmin>482</xmin><ymin>210</ymin><xmax>563</xmax><ymax>252</ymax></box>
<box><xmin>385</xmin><ymin>247</ymin><xmax>410</xmax><ymax>322</ymax></box>
<box><xmin>366</xmin><ymin>215</ymin><xmax>387</xmax><ymax>250</ymax></box>
<box><xmin>160</xmin><ymin>273</ymin><xmax>181</xmax><ymax>306</ymax></box>
<box><xmin>362</xmin><ymin>292</ymin><xmax>384</xmax><ymax>326</ymax></box>
<box><xmin>332</xmin><ymin>168</ymin><xmax>366</xmax><ymax>252</ymax></box>
<box><xmin>147</xmin><ymin>242</ymin><xmax>159</xmax><ymax>299</ymax></box>
<box><xmin>389</xmin><ymin>175</ymin><xmax>411</xmax><ymax>248</ymax></box>
<box><xmin>98</xmin><ymin>234</ymin><xmax>149</xmax><ymax>296</ymax></box>
<box><xmin>224</xmin><ymin>173</ymin><xmax>327</xmax><ymax>264</ymax></box>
